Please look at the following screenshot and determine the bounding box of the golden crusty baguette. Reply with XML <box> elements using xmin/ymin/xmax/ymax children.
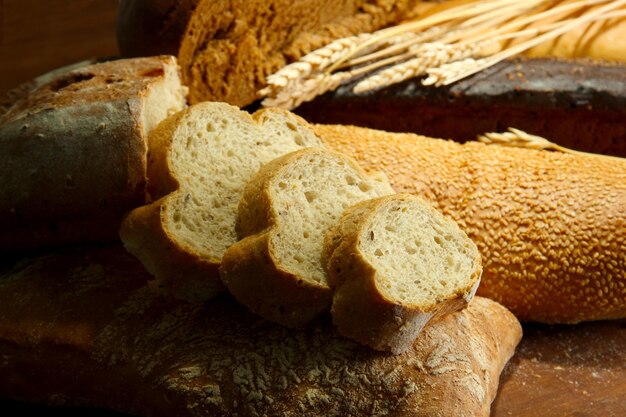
<box><xmin>316</xmin><ymin>124</ymin><xmax>626</xmax><ymax>323</ymax></box>
<box><xmin>0</xmin><ymin>245</ymin><xmax>521</xmax><ymax>417</ymax></box>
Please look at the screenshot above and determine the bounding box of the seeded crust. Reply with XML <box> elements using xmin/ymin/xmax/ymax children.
<box><xmin>120</xmin><ymin>103</ymin><xmax>323</xmax><ymax>302</ymax></box>
<box><xmin>0</xmin><ymin>245</ymin><xmax>522</xmax><ymax>417</ymax></box>
<box><xmin>316</xmin><ymin>124</ymin><xmax>626</xmax><ymax>323</ymax></box>
<box><xmin>220</xmin><ymin>148</ymin><xmax>393</xmax><ymax>327</ymax></box>
<box><xmin>325</xmin><ymin>194</ymin><xmax>482</xmax><ymax>354</ymax></box>
<box><xmin>0</xmin><ymin>56</ymin><xmax>187</xmax><ymax>251</ymax></box>
<box><xmin>117</xmin><ymin>0</ymin><xmax>415</xmax><ymax>107</ymax></box>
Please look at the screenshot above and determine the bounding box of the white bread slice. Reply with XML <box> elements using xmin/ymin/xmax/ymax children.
<box><xmin>325</xmin><ymin>193</ymin><xmax>482</xmax><ymax>354</ymax></box>
<box><xmin>120</xmin><ymin>102</ymin><xmax>323</xmax><ymax>302</ymax></box>
<box><xmin>220</xmin><ymin>148</ymin><xmax>394</xmax><ymax>327</ymax></box>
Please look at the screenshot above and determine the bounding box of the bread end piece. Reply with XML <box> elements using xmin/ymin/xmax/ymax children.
<box><xmin>326</xmin><ymin>194</ymin><xmax>482</xmax><ymax>354</ymax></box>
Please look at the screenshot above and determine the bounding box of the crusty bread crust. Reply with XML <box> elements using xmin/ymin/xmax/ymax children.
<box><xmin>0</xmin><ymin>56</ymin><xmax>186</xmax><ymax>251</ymax></box>
<box><xmin>326</xmin><ymin>194</ymin><xmax>482</xmax><ymax>354</ymax></box>
<box><xmin>317</xmin><ymin>124</ymin><xmax>626</xmax><ymax>323</ymax></box>
<box><xmin>0</xmin><ymin>245</ymin><xmax>522</xmax><ymax>417</ymax></box>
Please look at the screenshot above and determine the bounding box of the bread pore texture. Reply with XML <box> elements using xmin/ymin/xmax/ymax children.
<box><xmin>325</xmin><ymin>194</ymin><xmax>482</xmax><ymax>354</ymax></box>
<box><xmin>220</xmin><ymin>148</ymin><xmax>394</xmax><ymax>327</ymax></box>
<box><xmin>120</xmin><ymin>102</ymin><xmax>323</xmax><ymax>302</ymax></box>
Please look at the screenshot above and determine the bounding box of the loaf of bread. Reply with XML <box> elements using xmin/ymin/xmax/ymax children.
<box><xmin>117</xmin><ymin>0</ymin><xmax>626</xmax><ymax>109</ymax></box>
<box><xmin>326</xmin><ymin>194</ymin><xmax>482</xmax><ymax>354</ymax></box>
<box><xmin>220</xmin><ymin>148</ymin><xmax>393</xmax><ymax>327</ymax></box>
<box><xmin>0</xmin><ymin>245</ymin><xmax>522</xmax><ymax>417</ymax></box>
<box><xmin>297</xmin><ymin>57</ymin><xmax>626</xmax><ymax>157</ymax></box>
<box><xmin>120</xmin><ymin>102</ymin><xmax>322</xmax><ymax>302</ymax></box>
<box><xmin>317</xmin><ymin>124</ymin><xmax>626</xmax><ymax>323</ymax></box>
<box><xmin>116</xmin><ymin>0</ymin><xmax>414</xmax><ymax>107</ymax></box>
<box><xmin>0</xmin><ymin>56</ymin><xmax>187</xmax><ymax>251</ymax></box>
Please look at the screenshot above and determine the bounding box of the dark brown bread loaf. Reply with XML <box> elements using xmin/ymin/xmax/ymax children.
<box><xmin>0</xmin><ymin>245</ymin><xmax>521</xmax><ymax>417</ymax></box>
<box><xmin>297</xmin><ymin>57</ymin><xmax>626</xmax><ymax>157</ymax></box>
<box><xmin>317</xmin><ymin>124</ymin><xmax>626</xmax><ymax>323</ymax></box>
<box><xmin>116</xmin><ymin>0</ymin><xmax>415</xmax><ymax>107</ymax></box>
<box><xmin>0</xmin><ymin>56</ymin><xmax>187</xmax><ymax>251</ymax></box>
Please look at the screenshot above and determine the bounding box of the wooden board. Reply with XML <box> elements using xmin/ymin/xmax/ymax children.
<box><xmin>2</xmin><ymin>320</ymin><xmax>625</xmax><ymax>416</ymax></box>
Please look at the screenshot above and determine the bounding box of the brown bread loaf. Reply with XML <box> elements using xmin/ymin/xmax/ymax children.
<box><xmin>0</xmin><ymin>245</ymin><xmax>522</xmax><ymax>417</ymax></box>
<box><xmin>316</xmin><ymin>123</ymin><xmax>626</xmax><ymax>323</ymax></box>
<box><xmin>116</xmin><ymin>0</ymin><xmax>415</xmax><ymax>107</ymax></box>
<box><xmin>296</xmin><ymin>57</ymin><xmax>626</xmax><ymax>157</ymax></box>
<box><xmin>0</xmin><ymin>56</ymin><xmax>187</xmax><ymax>250</ymax></box>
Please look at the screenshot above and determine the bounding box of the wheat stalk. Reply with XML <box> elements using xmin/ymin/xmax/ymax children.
<box><xmin>258</xmin><ymin>0</ymin><xmax>626</xmax><ymax>109</ymax></box>
<box><xmin>478</xmin><ymin>128</ymin><xmax>625</xmax><ymax>162</ymax></box>
<box><xmin>354</xmin><ymin>42</ymin><xmax>483</xmax><ymax>93</ymax></box>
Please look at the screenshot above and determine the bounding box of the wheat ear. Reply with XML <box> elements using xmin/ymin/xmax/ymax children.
<box><xmin>478</xmin><ymin>128</ymin><xmax>625</xmax><ymax>162</ymax></box>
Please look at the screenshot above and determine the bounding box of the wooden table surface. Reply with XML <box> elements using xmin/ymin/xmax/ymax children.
<box><xmin>1</xmin><ymin>1</ymin><xmax>625</xmax><ymax>416</ymax></box>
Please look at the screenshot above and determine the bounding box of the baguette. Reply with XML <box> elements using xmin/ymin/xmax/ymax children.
<box><xmin>326</xmin><ymin>194</ymin><xmax>482</xmax><ymax>354</ymax></box>
<box><xmin>316</xmin><ymin>124</ymin><xmax>626</xmax><ymax>323</ymax></box>
<box><xmin>120</xmin><ymin>102</ymin><xmax>323</xmax><ymax>302</ymax></box>
<box><xmin>220</xmin><ymin>148</ymin><xmax>393</xmax><ymax>327</ymax></box>
<box><xmin>0</xmin><ymin>245</ymin><xmax>522</xmax><ymax>417</ymax></box>
<box><xmin>0</xmin><ymin>56</ymin><xmax>187</xmax><ymax>250</ymax></box>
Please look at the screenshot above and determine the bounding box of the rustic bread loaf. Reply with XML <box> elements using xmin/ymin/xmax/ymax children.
<box><xmin>0</xmin><ymin>245</ymin><xmax>522</xmax><ymax>417</ymax></box>
<box><xmin>297</xmin><ymin>57</ymin><xmax>626</xmax><ymax>157</ymax></box>
<box><xmin>116</xmin><ymin>0</ymin><xmax>414</xmax><ymax>107</ymax></box>
<box><xmin>220</xmin><ymin>148</ymin><xmax>393</xmax><ymax>327</ymax></box>
<box><xmin>120</xmin><ymin>102</ymin><xmax>323</xmax><ymax>302</ymax></box>
<box><xmin>325</xmin><ymin>194</ymin><xmax>482</xmax><ymax>354</ymax></box>
<box><xmin>316</xmin><ymin>123</ymin><xmax>626</xmax><ymax>323</ymax></box>
<box><xmin>0</xmin><ymin>56</ymin><xmax>187</xmax><ymax>251</ymax></box>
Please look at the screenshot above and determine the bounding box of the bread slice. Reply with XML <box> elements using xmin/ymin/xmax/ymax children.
<box><xmin>324</xmin><ymin>194</ymin><xmax>482</xmax><ymax>354</ymax></box>
<box><xmin>0</xmin><ymin>56</ymin><xmax>187</xmax><ymax>250</ymax></box>
<box><xmin>220</xmin><ymin>148</ymin><xmax>393</xmax><ymax>327</ymax></box>
<box><xmin>120</xmin><ymin>102</ymin><xmax>323</xmax><ymax>302</ymax></box>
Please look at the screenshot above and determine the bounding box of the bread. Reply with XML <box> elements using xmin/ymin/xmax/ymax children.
<box><xmin>116</xmin><ymin>0</ymin><xmax>414</xmax><ymax>107</ymax></box>
<box><xmin>296</xmin><ymin>56</ymin><xmax>626</xmax><ymax>157</ymax></box>
<box><xmin>0</xmin><ymin>56</ymin><xmax>187</xmax><ymax>251</ymax></box>
<box><xmin>316</xmin><ymin>123</ymin><xmax>626</xmax><ymax>323</ymax></box>
<box><xmin>120</xmin><ymin>102</ymin><xmax>323</xmax><ymax>302</ymax></box>
<box><xmin>117</xmin><ymin>0</ymin><xmax>626</xmax><ymax>109</ymax></box>
<box><xmin>325</xmin><ymin>194</ymin><xmax>482</xmax><ymax>354</ymax></box>
<box><xmin>0</xmin><ymin>245</ymin><xmax>522</xmax><ymax>417</ymax></box>
<box><xmin>220</xmin><ymin>148</ymin><xmax>393</xmax><ymax>327</ymax></box>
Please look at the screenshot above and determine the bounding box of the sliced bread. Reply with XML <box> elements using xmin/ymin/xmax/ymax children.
<box><xmin>219</xmin><ymin>148</ymin><xmax>394</xmax><ymax>327</ymax></box>
<box><xmin>119</xmin><ymin>102</ymin><xmax>323</xmax><ymax>302</ymax></box>
<box><xmin>324</xmin><ymin>194</ymin><xmax>482</xmax><ymax>354</ymax></box>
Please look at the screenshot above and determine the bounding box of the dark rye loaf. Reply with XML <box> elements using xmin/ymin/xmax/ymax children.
<box><xmin>297</xmin><ymin>57</ymin><xmax>626</xmax><ymax>157</ymax></box>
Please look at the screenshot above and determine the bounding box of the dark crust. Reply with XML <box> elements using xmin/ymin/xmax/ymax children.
<box><xmin>116</xmin><ymin>0</ymin><xmax>199</xmax><ymax>58</ymax></box>
<box><xmin>296</xmin><ymin>57</ymin><xmax>626</xmax><ymax>156</ymax></box>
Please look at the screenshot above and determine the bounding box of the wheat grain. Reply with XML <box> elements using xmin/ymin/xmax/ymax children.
<box><xmin>258</xmin><ymin>33</ymin><xmax>371</xmax><ymax>97</ymax></box>
<box><xmin>261</xmin><ymin>72</ymin><xmax>353</xmax><ymax>110</ymax></box>
<box><xmin>422</xmin><ymin>57</ymin><xmax>487</xmax><ymax>86</ymax></box>
<box><xmin>477</xmin><ymin>128</ymin><xmax>625</xmax><ymax>162</ymax></box>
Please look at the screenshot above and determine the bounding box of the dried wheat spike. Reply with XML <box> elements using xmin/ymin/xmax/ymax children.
<box><xmin>422</xmin><ymin>57</ymin><xmax>487</xmax><ymax>86</ymax></box>
<box><xmin>261</xmin><ymin>72</ymin><xmax>353</xmax><ymax>110</ymax></box>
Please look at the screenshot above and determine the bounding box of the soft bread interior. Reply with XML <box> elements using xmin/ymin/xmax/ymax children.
<box><xmin>163</xmin><ymin>103</ymin><xmax>322</xmax><ymax>260</ymax></box>
<box><xmin>360</xmin><ymin>197</ymin><xmax>480</xmax><ymax>307</ymax></box>
<box><xmin>268</xmin><ymin>149</ymin><xmax>393</xmax><ymax>286</ymax></box>
<box><xmin>141</xmin><ymin>60</ymin><xmax>188</xmax><ymax>136</ymax></box>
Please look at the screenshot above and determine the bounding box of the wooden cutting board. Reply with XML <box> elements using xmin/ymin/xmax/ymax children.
<box><xmin>2</xmin><ymin>320</ymin><xmax>624</xmax><ymax>416</ymax></box>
